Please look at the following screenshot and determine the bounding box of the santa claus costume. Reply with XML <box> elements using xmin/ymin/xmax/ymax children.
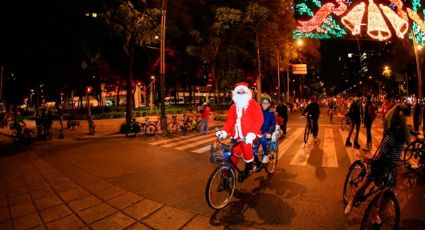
<box><xmin>216</xmin><ymin>82</ymin><xmax>264</xmax><ymax>180</ymax></box>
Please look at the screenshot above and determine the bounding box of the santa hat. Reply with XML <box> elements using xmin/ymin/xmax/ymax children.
<box><xmin>235</xmin><ymin>82</ymin><xmax>249</xmax><ymax>88</ymax></box>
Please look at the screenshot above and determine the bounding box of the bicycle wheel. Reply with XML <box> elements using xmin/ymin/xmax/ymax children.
<box><xmin>167</xmin><ymin>122</ymin><xmax>178</xmax><ymax>134</ymax></box>
<box><xmin>341</xmin><ymin>118</ymin><xmax>347</xmax><ymax>130</ymax></box>
<box><xmin>360</xmin><ymin>191</ymin><xmax>400</xmax><ymax>230</ymax></box>
<box><xmin>304</xmin><ymin>123</ymin><xmax>310</xmax><ymax>143</ymax></box>
<box><xmin>343</xmin><ymin>160</ymin><xmax>367</xmax><ymax>205</ymax></box>
<box><xmin>144</xmin><ymin>124</ymin><xmax>157</xmax><ymax>136</ymax></box>
<box><xmin>205</xmin><ymin>166</ymin><xmax>236</xmax><ymax>209</ymax></box>
<box><xmin>196</xmin><ymin>122</ymin><xmax>202</xmax><ymax>133</ymax></box>
<box><xmin>182</xmin><ymin>122</ymin><xmax>190</xmax><ymax>135</ymax></box>
<box><xmin>403</xmin><ymin>140</ymin><xmax>424</xmax><ymax>169</ymax></box>
<box><xmin>265</xmin><ymin>144</ymin><xmax>279</xmax><ymax>174</ymax></box>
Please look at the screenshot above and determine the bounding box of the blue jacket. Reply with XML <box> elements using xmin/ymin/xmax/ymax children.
<box><xmin>261</xmin><ymin>109</ymin><xmax>276</xmax><ymax>134</ymax></box>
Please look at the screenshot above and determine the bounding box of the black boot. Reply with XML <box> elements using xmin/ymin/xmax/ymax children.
<box><xmin>345</xmin><ymin>140</ymin><xmax>352</xmax><ymax>147</ymax></box>
<box><xmin>238</xmin><ymin>162</ymin><xmax>253</xmax><ymax>182</ymax></box>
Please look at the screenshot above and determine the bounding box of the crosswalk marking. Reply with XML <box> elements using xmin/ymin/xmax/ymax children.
<box><xmin>322</xmin><ymin>128</ymin><xmax>338</xmax><ymax>168</ymax></box>
<box><xmin>162</xmin><ymin>133</ymin><xmax>214</xmax><ymax>148</ymax></box>
<box><xmin>289</xmin><ymin>142</ymin><xmax>313</xmax><ymax>166</ymax></box>
<box><xmin>191</xmin><ymin>139</ymin><xmax>231</xmax><ymax>153</ymax></box>
<box><xmin>338</xmin><ymin>129</ymin><xmax>359</xmax><ymax>163</ymax></box>
<box><xmin>149</xmin><ymin>133</ymin><xmax>200</xmax><ymax>145</ymax></box>
<box><xmin>278</xmin><ymin>128</ymin><xmax>304</xmax><ymax>160</ymax></box>
<box><xmin>175</xmin><ymin>136</ymin><xmax>218</xmax><ymax>150</ymax></box>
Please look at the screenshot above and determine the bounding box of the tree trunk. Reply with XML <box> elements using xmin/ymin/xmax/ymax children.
<box><xmin>116</xmin><ymin>82</ymin><xmax>120</xmax><ymax>108</ymax></box>
<box><xmin>256</xmin><ymin>32</ymin><xmax>262</xmax><ymax>102</ymax></box>
<box><xmin>126</xmin><ymin>37</ymin><xmax>135</xmax><ymax>125</ymax></box>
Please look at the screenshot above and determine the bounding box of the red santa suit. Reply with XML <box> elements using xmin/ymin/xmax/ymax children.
<box><xmin>220</xmin><ymin>83</ymin><xmax>263</xmax><ymax>163</ymax></box>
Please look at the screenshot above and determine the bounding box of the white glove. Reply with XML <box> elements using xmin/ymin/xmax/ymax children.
<box><xmin>245</xmin><ymin>132</ymin><xmax>257</xmax><ymax>145</ymax></box>
<box><xmin>215</xmin><ymin>130</ymin><xmax>227</xmax><ymax>139</ymax></box>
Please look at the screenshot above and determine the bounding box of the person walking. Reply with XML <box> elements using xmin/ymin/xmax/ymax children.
<box><xmin>345</xmin><ymin>96</ymin><xmax>362</xmax><ymax>149</ymax></box>
<box><xmin>414</xmin><ymin>98</ymin><xmax>421</xmax><ymax>132</ymax></box>
<box><xmin>275</xmin><ymin>100</ymin><xmax>288</xmax><ymax>136</ymax></box>
<box><xmin>364</xmin><ymin>95</ymin><xmax>377</xmax><ymax>151</ymax></box>
<box><xmin>199</xmin><ymin>102</ymin><xmax>210</xmax><ymax>135</ymax></box>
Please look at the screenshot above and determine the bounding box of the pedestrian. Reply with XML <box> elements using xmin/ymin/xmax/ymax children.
<box><xmin>345</xmin><ymin>96</ymin><xmax>363</xmax><ymax>149</ymax></box>
<box><xmin>199</xmin><ymin>102</ymin><xmax>210</xmax><ymax>135</ymax></box>
<box><xmin>46</xmin><ymin>109</ymin><xmax>53</xmax><ymax>140</ymax></box>
<box><xmin>275</xmin><ymin>100</ymin><xmax>288</xmax><ymax>136</ymax></box>
<box><xmin>414</xmin><ymin>98</ymin><xmax>421</xmax><ymax>132</ymax></box>
<box><xmin>364</xmin><ymin>95</ymin><xmax>377</xmax><ymax>151</ymax></box>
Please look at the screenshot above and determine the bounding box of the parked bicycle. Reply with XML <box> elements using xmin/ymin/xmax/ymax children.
<box><xmin>205</xmin><ymin>134</ymin><xmax>278</xmax><ymax>209</ymax></box>
<box><xmin>167</xmin><ymin>114</ymin><xmax>191</xmax><ymax>135</ymax></box>
<box><xmin>343</xmin><ymin>157</ymin><xmax>400</xmax><ymax>229</ymax></box>
<box><xmin>304</xmin><ymin>114</ymin><xmax>314</xmax><ymax>143</ymax></box>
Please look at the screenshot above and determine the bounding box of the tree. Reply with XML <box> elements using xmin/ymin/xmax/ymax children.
<box><xmin>102</xmin><ymin>1</ymin><xmax>160</xmax><ymax>124</ymax></box>
<box><xmin>243</xmin><ymin>2</ymin><xmax>269</xmax><ymax>101</ymax></box>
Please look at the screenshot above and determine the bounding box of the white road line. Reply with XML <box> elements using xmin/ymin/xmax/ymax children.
<box><xmin>289</xmin><ymin>142</ymin><xmax>313</xmax><ymax>166</ymax></box>
<box><xmin>175</xmin><ymin>136</ymin><xmax>218</xmax><ymax>150</ymax></box>
<box><xmin>148</xmin><ymin>133</ymin><xmax>199</xmax><ymax>145</ymax></box>
<box><xmin>278</xmin><ymin>128</ymin><xmax>304</xmax><ymax>160</ymax></box>
<box><xmin>338</xmin><ymin>129</ymin><xmax>360</xmax><ymax>163</ymax></box>
<box><xmin>191</xmin><ymin>139</ymin><xmax>231</xmax><ymax>153</ymax></box>
<box><xmin>322</xmin><ymin>128</ymin><xmax>338</xmax><ymax>168</ymax></box>
<box><xmin>161</xmin><ymin>133</ymin><xmax>214</xmax><ymax>148</ymax></box>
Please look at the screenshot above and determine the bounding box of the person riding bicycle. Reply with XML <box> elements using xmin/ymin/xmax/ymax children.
<box><xmin>344</xmin><ymin>102</ymin><xmax>412</xmax><ymax>215</ymax></box>
<box><xmin>215</xmin><ymin>82</ymin><xmax>263</xmax><ymax>181</ymax></box>
<box><xmin>328</xmin><ymin>97</ymin><xmax>336</xmax><ymax>112</ymax></box>
<box><xmin>12</xmin><ymin>110</ymin><xmax>26</xmax><ymax>138</ymax></box>
<box><xmin>253</xmin><ymin>96</ymin><xmax>276</xmax><ymax>165</ymax></box>
<box><xmin>302</xmin><ymin>96</ymin><xmax>320</xmax><ymax>142</ymax></box>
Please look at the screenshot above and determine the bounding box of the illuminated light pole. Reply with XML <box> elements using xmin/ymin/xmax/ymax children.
<box><xmin>286</xmin><ymin>39</ymin><xmax>303</xmax><ymax>102</ymax></box>
<box><xmin>159</xmin><ymin>0</ymin><xmax>168</xmax><ymax>133</ymax></box>
<box><xmin>413</xmin><ymin>41</ymin><xmax>423</xmax><ymax>98</ymax></box>
<box><xmin>149</xmin><ymin>75</ymin><xmax>156</xmax><ymax>113</ymax></box>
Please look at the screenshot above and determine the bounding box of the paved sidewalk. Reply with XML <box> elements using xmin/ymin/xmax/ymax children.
<box><xmin>0</xmin><ymin>114</ymin><xmax>226</xmax><ymax>143</ymax></box>
<box><xmin>0</xmin><ymin>147</ymin><xmax>223</xmax><ymax>230</ymax></box>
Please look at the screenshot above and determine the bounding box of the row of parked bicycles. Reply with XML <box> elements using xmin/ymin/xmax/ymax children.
<box><xmin>343</xmin><ymin>130</ymin><xmax>425</xmax><ymax>229</ymax></box>
<box><xmin>125</xmin><ymin>114</ymin><xmax>203</xmax><ymax>137</ymax></box>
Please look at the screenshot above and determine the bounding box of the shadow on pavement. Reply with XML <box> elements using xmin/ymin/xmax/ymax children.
<box><xmin>307</xmin><ymin>142</ymin><xmax>327</xmax><ymax>181</ymax></box>
<box><xmin>209</xmin><ymin>170</ymin><xmax>303</xmax><ymax>229</ymax></box>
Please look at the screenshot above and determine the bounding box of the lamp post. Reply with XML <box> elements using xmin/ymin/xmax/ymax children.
<box><xmin>159</xmin><ymin>0</ymin><xmax>168</xmax><ymax>133</ymax></box>
<box><xmin>149</xmin><ymin>75</ymin><xmax>156</xmax><ymax>113</ymax></box>
<box><xmin>413</xmin><ymin>42</ymin><xmax>423</xmax><ymax>98</ymax></box>
<box><xmin>286</xmin><ymin>39</ymin><xmax>303</xmax><ymax>102</ymax></box>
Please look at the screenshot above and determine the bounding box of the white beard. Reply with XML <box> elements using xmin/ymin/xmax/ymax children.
<box><xmin>232</xmin><ymin>92</ymin><xmax>250</xmax><ymax>110</ymax></box>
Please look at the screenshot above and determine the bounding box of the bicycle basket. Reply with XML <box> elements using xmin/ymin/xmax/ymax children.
<box><xmin>209</xmin><ymin>142</ymin><xmax>231</xmax><ymax>164</ymax></box>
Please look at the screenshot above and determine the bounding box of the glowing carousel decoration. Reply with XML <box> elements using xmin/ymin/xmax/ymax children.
<box><xmin>293</xmin><ymin>0</ymin><xmax>425</xmax><ymax>43</ymax></box>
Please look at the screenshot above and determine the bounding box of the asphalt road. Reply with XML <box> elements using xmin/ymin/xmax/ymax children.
<box><xmin>2</xmin><ymin>110</ymin><xmax>425</xmax><ymax>229</ymax></box>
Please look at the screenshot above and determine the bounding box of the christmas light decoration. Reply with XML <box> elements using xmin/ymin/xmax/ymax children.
<box><xmin>380</xmin><ymin>4</ymin><xmax>408</xmax><ymax>38</ymax></box>
<box><xmin>341</xmin><ymin>2</ymin><xmax>365</xmax><ymax>35</ymax></box>
<box><xmin>293</xmin><ymin>0</ymin><xmax>425</xmax><ymax>42</ymax></box>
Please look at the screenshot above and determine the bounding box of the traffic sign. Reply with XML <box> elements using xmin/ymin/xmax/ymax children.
<box><xmin>292</xmin><ymin>64</ymin><xmax>307</xmax><ymax>75</ymax></box>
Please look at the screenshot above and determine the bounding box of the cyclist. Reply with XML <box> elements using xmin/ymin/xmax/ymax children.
<box><xmin>303</xmin><ymin>95</ymin><xmax>320</xmax><ymax>142</ymax></box>
<box><xmin>328</xmin><ymin>97</ymin><xmax>336</xmax><ymax>114</ymax></box>
<box><xmin>253</xmin><ymin>96</ymin><xmax>275</xmax><ymax>164</ymax></box>
<box><xmin>216</xmin><ymin>82</ymin><xmax>263</xmax><ymax>181</ymax></box>
<box><xmin>344</xmin><ymin>102</ymin><xmax>412</xmax><ymax>215</ymax></box>
<box><xmin>12</xmin><ymin>110</ymin><xmax>26</xmax><ymax>139</ymax></box>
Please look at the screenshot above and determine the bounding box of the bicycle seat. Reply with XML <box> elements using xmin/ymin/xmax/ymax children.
<box><xmin>172</xmin><ymin>114</ymin><xmax>177</xmax><ymax>118</ymax></box>
<box><xmin>144</xmin><ymin>118</ymin><xmax>149</xmax><ymax>122</ymax></box>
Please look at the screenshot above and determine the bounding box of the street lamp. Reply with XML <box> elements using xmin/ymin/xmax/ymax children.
<box><xmin>149</xmin><ymin>75</ymin><xmax>156</xmax><ymax>112</ymax></box>
<box><xmin>159</xmin><ymin>0</ymin><xmax>168</xmax><ymax>134</ymax></box>
<box><xmin>286</xmin><ymin>39</ymin><xmax>303</xmax><ymax>102</ymax></box>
